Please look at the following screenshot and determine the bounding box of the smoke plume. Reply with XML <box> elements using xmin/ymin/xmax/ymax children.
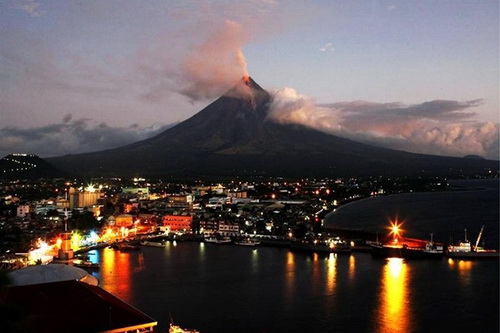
<box><xmin>137</xmin><ymin>19</ymin><xmax>250</xmax><ymax>103</ymax></box>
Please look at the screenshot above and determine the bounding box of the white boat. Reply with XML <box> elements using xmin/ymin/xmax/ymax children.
<box><xmin>140</xmin><ymin>241</ymin><xmax>164</xmax><ymax>248</ymax></box>
<box><xmin>423</xmin><ymin>233</ymin><xmax>444</xmax><ymax>255</ymax></box>
<box><xmin>169</xmin><ymin>323</ymin><xmax>199</xmax><ymax>333</ymax></box>
<box><xmin>235</xmin><ymin>238</ymin><xmax>261</xmax><ymax>246</ymax></box>
<box><xmin>115</xmin><ymin>243</ymin><xmax>141</xmax><ymax>251</ymax></box>
<box><xmin>204</xmin><ymin>236</ymin><xmax>232</xmax><ymax>244</ymax></box>
<box><xmin>73</xmin><ymin>260</ymin><xmax>100</xmax><ymax>269</ymax></box>
<box><xmin>447</xmin><ymin>226</ymin><xmax>499</xmax><ymax>259</ymax></box>
<box><xmin>291</xmin><ymin>237</ymin><xmax>351</xmax><ymax>254</ymax></box>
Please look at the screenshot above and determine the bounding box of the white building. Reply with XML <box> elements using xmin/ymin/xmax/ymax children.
<box><xmin>17</xmin><ymin>205</ymin><xmax>30</xmax><ymax>217</ymax></box>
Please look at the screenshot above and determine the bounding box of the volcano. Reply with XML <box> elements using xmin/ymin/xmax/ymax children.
<box><xmin>47</xmin><ymin>77</ymin><xmax>498</xmax><ymax>178</ymax></box>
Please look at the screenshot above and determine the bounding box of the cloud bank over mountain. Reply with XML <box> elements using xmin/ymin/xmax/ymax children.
<box><xmin>0</xmin><ymin>115</ymin><xmax>174</xmax><ymax>158</ymax></box>
<box><xmin>268</xmin><ymin>88</ymin><xmax>499</xmax><ymax>160</ymax></box>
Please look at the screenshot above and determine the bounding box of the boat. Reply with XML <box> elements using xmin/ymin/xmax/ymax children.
<box><xmin>447</xmin><ymin>226</ymin><xmax>499</xmax><ymax>259</ymax></box>
<box><xmin>140</xmin><ymin>241</ymin><xmax>164</xmax><ymax>248</ymax></box>
<box><xmin>169</xmin><ymin>323</ymin><xmax>199</xmax><ymax>333</ymax></box>
<box><xmin>371</xmin><ymin>241</ymin><xmax>443</xmax><ymax>259</ymax></box>
<box><xmin>234</xmin><ymin>238</ymin><xmax>261</xmax><ymax>246</ymax></box>
<box><xmin>370</xmin><ymin>223</ymin><xmax>443</xmax><ymax>259</ymax></box>
<box><xmin>254</xmin><ymin>235</ymin><xmax>291</xmax><ymax>248</ymax></box>
<box><xmin>423</xmin><ymin>234</ymin><xmax>444</xmax><ymax>256</ymax></box>
<box><xmin>116</xmin><ymin>243</ymin><xmax>141</xmax><ymax>251</ymax></box>
<box><xmin>204</xmin><ymin>236</ymin><xmax>232</xmax><ymax>244</ymax></box>
<box><xmin>290</xmin><ymin>237</ymin><xmax>351</xmax><ymax>254</ymax></box>
<box><xmin>73</xmin><ymin>260</ymin><xmax>100</xmax><ymax>269</ymax></box>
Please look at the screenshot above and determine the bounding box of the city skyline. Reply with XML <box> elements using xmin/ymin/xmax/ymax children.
<box><xmin>1</xmin><ymin>0</ymin><xmax>499</xmax><ymax>159</ymax></box>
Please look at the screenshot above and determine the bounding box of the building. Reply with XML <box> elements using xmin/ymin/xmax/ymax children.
<box><xmin>218</xmin><ymin>221</ymin><xmax>240</xmax><ymax>235</ymax></box>
<box><xmin>124</xmin><ymin>202</ymin><xmax>139</xmax><ymax>213</ymax></box>
<box><xmin>122</xmin><ymin>187</ymin><xmax>150</xmax><ymax>200</ymax></box>
<box><xmin>69</xmin><ymin>186</ymin><xmax>101</xmax><ymax>209</ymax></box>
<box><xmin>199</xmin><ymin>220</ymin><xmax>219</xmax><ymax>234</ymax></box>
<box><xmin>166</xmin><ymin>195</ymin><xmax>193</xmax><ymax>210</ymax></box>
<box><xmin>115</xmin><ymin>214</ymin><xmax>134</xmax><ymax>228</ymax></box>
<box><xmin>16</xmin><ymin>204</ymin><xmax>30</xmax><ymax>217</ymax></box>
<box><xmin>35</xmin><ymin>204</ymin><xmax>57</xmax><ymax>215</ymax></box>
<box><xmin>56</xmin><ymin>198</ymin><xmax>70</xmax><ymax>209</ymax></box>
<box><xmin>228</xmin><ymin>191</ymin><xmax>248</xmax><ymax>199</ymax></box>
<box><xmin>162</xmin><ymin>215</ymin><xmax>193</xmax><ymax>232</ymax></box>
<box><xmin>206</xmin><ymin>197</ymin><xmax>225</xmax><ymax>209</ymax></box>
<box><xmin>87</xmin><ymin>205</ymin><xmax>103</xmax><ymax>217</ymax></box>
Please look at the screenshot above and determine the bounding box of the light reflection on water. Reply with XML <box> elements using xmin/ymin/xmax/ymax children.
<box><xmin>251</xmin><ymin>248</ymin><xmax>259</xmax><ymax>275</ymax></box>
<box><xmin>99</xmin><ymin>248</ymin><xmax>127</xmax><ymax>300</ymax></box>
<box><xmin>97</xmin><ymin>247</ymin><xmax>145</xmax><ymax>302</ymax></box>
<box><xmin>348</xmin><ymin>254</ymin><xmax>355</xmax><ymax>282</ymax></box>
<box><xmin>447</xmin><ymin>258</ymin><xmax>474</xmax><ymax>286</ymax></box>
<box><xmin>326</xmin><ymin>253</ymin><xmax>337</xmax><ymax>296</ymax></box>
<box><xmin>377</xmin><ymin>258</ymin><xmax>411</xmax><ymax>333</ymax></box>
<box><xmin>93</xmin><ymin>243</ymin><xmax>498</xmax><ymax>333</ymax></box>
<box><xmin>284</xmin><ymin>251</ymin><xmax>296</xmax><ymax>310</ymax></box>
<box><xmin>311</xmin><ymin>253</ymin><xmax>321</xmax><ymax>294</ymax></box>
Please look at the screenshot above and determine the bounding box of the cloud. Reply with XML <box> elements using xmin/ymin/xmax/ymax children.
<box><xmin>0</xmin><ymin>116</ymin><xmax>175</xmax><ymax>158</ymax></box>
<box><xmin>12</xmin><ymin>0</ymin><xmax>45</xmax><ymax>17</ymax></box>
<box><xmin>319</xmin><ymin>42</ymin><xmax>335</xmax><ymax>53</ymax></box>
<box><xmin>268</xmin><ymin>88</ymin><xmax>499</xmax><ymax>160</ymax></box>
<box><xmin>386</xmin><ymin>5</ymin><xmax>396</xmax><ymax>11</ymax></box>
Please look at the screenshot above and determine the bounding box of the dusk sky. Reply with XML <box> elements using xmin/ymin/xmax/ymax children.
<box><xmin>1</xmin><ymin>0</ymin><xmax>498</xmax><ymax>159</ymax></box>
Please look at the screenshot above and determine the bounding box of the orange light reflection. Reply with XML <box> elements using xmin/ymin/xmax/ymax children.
<box><xmin>284</xmin><ymin>251</ymin><xmax>296</xmax><ymax>309</ymax></box>
<box><xmin>326</xmin><ymin>253</ymin><xmax>337</xmax><ymax>295</ymax></box>
<box><xmin>348</xmin><ymin>255</ymin><xmax>356</xmax><ymax>282</ymax></box>
<box><xmin>377</xmin><ymin>258</ymin><xmax>411</xmax><ymax>333</ymax></box>
<box><xmin>448</xmin><ymin>258</ymin><xmax>473</xmax><ymax>286</ymax></box>
<box><xmin>99</xmin><ymin>248</ymin><xmax>131</xmax><ymax>302</ymax></box>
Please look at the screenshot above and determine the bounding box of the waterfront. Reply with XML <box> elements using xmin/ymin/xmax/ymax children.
<box><xmin>85</xmin><ymin>179</ymin><xmax>499</xmax><ymax>332</ymax></box>
<box><xmin>89</xmin><ymin>242</ymin><xmax>499</xmax><ymax>333</ymax></box>
<box><xmin>325</xmin><ymin>179</ymin><xmax>500</xmax><ymax>248</ymax></box>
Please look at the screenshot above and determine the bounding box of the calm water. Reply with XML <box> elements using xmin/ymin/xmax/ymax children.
<box><xmin>88</xmin><ymin>179</ymin><xmax>499</xmax><ymax>333</ymax></box>
<box><xmin>89</xmin><ymin>244</ymin><xmax>499</xmax><ymax>333</ymax></box>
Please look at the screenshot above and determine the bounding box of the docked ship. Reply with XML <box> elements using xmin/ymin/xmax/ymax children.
<box><xmin>447</xmin><ymin>226</ymin><xmax>499</xmax><ymax>259</ymax></box>
<box><xmin>114</xmin><ymin>243</ymin><xmax>141</xmax><ymax>251</ymax></box>
<box><xmin>234</xmin><ymin>238</ymin><xmax>261</xmax><ymax>246</ymax></box>
<box><xmin>370</xmin><ymin>222</ymin><xmax>444</xmax><ymax>259</ymax></box>
<box><xmin>290</xmin><ymin>237</ymin><xmax>351</xmax><ymax>254</ymax></box>
<box><xmin>204</xmin><ymin>236</ymin><xmax>232</xmax><ymax>245</ymax></box>
<box><xmin>140</xmin><ymin>240</ymin><xmax>165</xmax><ymax>248</ymax></box>
<box><xmin>169</xmin><ymin>323</ymin><xmax>199</xmax><ymax>333</ymax></box>
<box><xmin>73</xmin><ymin>259</ymin><xmax>100</xmax><ymax>269</ymax></box>
<box><xmin>371</xmin><ymin>239</ymin><xmax>444</xmax><ymax>259</ymax></box>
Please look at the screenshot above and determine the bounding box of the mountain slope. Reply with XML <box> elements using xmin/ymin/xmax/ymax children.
<box><xmin>47</xmin><ymin>77</ymin><xmax>499</xmax><ymax>178</ymax></box>
<box><xmin>0</xmin><ymin>154</ymin><xmax>66</xmax><ymax>179</ymax></box>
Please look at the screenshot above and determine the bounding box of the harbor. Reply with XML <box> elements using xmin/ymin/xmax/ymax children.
<box><xmin>1</xmin><ymin>178</ymin><xmax>498</xmax><ymax>332</ymax></box>
<box><xmin>92</xmin><ymin>240</ymin><xmax>499</xmax><ymax>333</ymax></box>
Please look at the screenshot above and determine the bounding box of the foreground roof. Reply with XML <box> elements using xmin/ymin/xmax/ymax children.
<box><xmin>1</xmin><ymin>280</ymin><xmax>157</xmax><ymax>333</ymax></box>
<box><xmin>7</xmin><ymin>264</ymin><xmax>98</xmax><ymax>286</ymax></box>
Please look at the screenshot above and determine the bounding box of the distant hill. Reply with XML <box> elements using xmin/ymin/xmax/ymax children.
<box><xmin>463</xmin><ymin>155</ymin><xmax>486</xmax><ymax>160</ymax></box>
<box><xmin>47</xmin><ymin>77</ymin><xmax>499</xmax><ymax>178</ymax></box>
<box><xmin>0</xmin><ymin>154</ymin><xmax>66</xmax><ymax>179</ymax></box>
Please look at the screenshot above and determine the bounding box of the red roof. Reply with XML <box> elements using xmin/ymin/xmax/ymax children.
<box><xmin>1</xmin><ymin>280</ymin><xmax>157</xmax><ymax>333</ymax></box>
